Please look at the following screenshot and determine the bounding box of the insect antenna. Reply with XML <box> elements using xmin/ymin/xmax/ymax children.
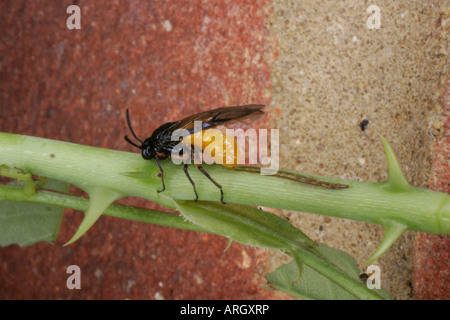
<box><xmin>124</xmin><ymin>135</ymin><xmax>142</xmax><ymax>149</ymax></box>
<box><xmin>125</xmin><ymin>109</ymin><xmax>143</xmax><ymax>148</ymax></box>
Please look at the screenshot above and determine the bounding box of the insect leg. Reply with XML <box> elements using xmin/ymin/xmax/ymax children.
<box><xmin>196</xmin><ymin>164</ymin><xmax>225</xmax><ymax>205</ymax></box>
<box><xmin>183</xmin><ymin>163</ymin><xmax>198</xmax><ymax>201</ymax></box>
<box><xmin>155</xmin><ymin>156</ymin><xmax>166</xmax><ymax>193</ymax></box>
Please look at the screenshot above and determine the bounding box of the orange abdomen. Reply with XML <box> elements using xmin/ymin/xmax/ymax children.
<box><xmin>182</xmin><ymin>129</ymin><xmax>240</xmax><ymax>167</ymax></box>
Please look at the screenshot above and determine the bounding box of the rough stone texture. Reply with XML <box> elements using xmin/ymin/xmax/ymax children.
<box><xmin>0</xmin><ymin>0</ymin><xmax>448</xmax><ymax>300</ymax></box>
<box><xmin>0</xmin><ymin>0</ymin><xmax>281</xmax><ymax>300</ymax></box>
<box><xmin>268</xmin><ymin>0</ymin><xmax>448</xmax><ymax>299</ymax></box>
<box><xmin>412</xmin><ymin>78</ymin><xmax>450</xmax><ymax>300</ymax></box>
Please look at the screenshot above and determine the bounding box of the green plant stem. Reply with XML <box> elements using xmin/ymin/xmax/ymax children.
<box><xmin>0</xmin><ymin>183</ymin><xmax>384</xmax><ymax>300</ymax></box>
<box><xmin>3</xmin><ymin>132</ymin><xmax>415</xmax><ymax>300</ymax></box>
<box><xmin>0</xmin><ymin>185</ymin><xmax>208</xmax><ymax>233</ymax></box>
<box><xmin>1</xmin><ymin>132</ymin><xmax>449</xmax><ymax>235</ymax></box>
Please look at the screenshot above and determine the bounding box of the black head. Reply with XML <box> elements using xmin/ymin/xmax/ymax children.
<box><xmin>124</xmin><ymin>109</ymin><xmax>156</xmax><ymax>159</ymax></box>
<box><xmin>140</xmin><ymin>139</ymin><xmax>156</xmax><ymax>159</ymax></box>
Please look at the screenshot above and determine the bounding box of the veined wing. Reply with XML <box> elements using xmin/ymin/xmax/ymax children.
<box><xmin>171</xmin><ymin>104</ymin><xmax>264</xmax><ymax>135</ymax></box>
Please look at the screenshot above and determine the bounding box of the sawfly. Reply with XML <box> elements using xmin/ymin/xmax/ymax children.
<box><xmin>125</xmin><ymin>105</ymin><xmax>265</xmax><ymax>204</ymax></box>
<box><xmin>125</xmin><ymin>104</ymin><xmax>348</xmax><ymax>204</ymax></box>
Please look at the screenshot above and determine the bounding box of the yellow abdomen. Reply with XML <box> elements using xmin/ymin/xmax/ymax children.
<box><xmin>182</xmin><ymin>129</ymin><xmax>240</xmax><ymax>167</ymax></box>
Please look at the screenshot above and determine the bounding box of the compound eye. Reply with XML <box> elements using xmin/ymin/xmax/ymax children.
<box><xmin>142</xmin><ymin>148</ymin><xmax>151</xmax><ymax>159</ymax></box>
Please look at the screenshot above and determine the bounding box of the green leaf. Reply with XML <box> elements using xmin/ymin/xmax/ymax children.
<box><xmin>174</xmin><ymin>200</ymin><xmax>315</xmax><ymax>250</ymax></box>
<box><xmin>0</xmin><ymin>179</ymin><xmax>68</xmax><ymax>247</ymax></box>
<box><xmin>265</xmin><ymin>244</ymin><xmax>391</xmax><ymax>300</ymax></box>
<box><xmin>175</xmin><ymin>200</ymin><xmax>386</xmax><ymax>299</ymax></box>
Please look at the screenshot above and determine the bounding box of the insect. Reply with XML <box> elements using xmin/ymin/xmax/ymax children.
<box><xmin>359</xmin><ymin>273</ymin><xmax>369</xmax><ymax>282</ymax></box>
<box><xmin>125</xmin><ymin>105</ymin><xmax>265</xmax><ymax>204</ymax></box>
<box><xmin>359</xmin><ymin>119</ymin><xmax>369</xmax><ymax>131</ymax></box>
